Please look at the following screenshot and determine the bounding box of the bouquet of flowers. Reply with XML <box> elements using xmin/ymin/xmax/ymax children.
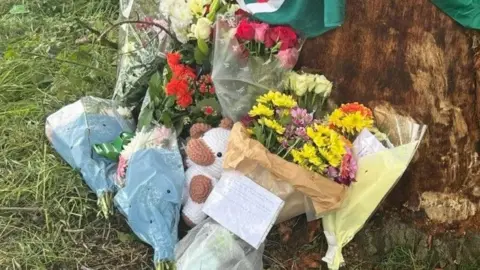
<box><xmin>212</xmin><ymin>14</ymin><xmax>303</xmax><ymax>121</ymax></box>
<box><xmin>114</xmin><ymin>124</ymin><xmax>185</xmax><ymax>269</ymax></box>
<box><xmin>224</xmin><ymin>90</ymin><xmax>348</xmax><ymax>222</ymax></box>
<box><xmin>175</xmin><ymin>218</ymin><xmax>264</xmax><ymax>270</ymax></box>
<box><xmin>45</xmin><ymin>96</ymin><xmax>135</xmax><ymax>218</ymax></box>
<box><xmin>114</xmin><ymin>0</ymin><xmax>171</xmax><ymax>114</ymax></box>
<box><xmin>159</xmin><ymin>0</ymin><xmax>239</xmax><ymax>65</ymax></box>
<box><xmin>321</xmin><ymin>103</ymin><xmax>427</xmax><ymax>270</ymax></box>
<box><xmin>137</xmin><ymin>52</ymin><xmax>222</xmax><ymax>136</ymax></box>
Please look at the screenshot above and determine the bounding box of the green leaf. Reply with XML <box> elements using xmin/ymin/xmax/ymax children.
<box><xmin>197</xmin><ymin>38</ymin><xmax>210</xmax><ymax>56</ymax></box>
<box><xmin>160</xmin><ymin>111</ymin><xmax>173</xmax><ymax>127</ymax></box>
<box><xmin>192</xmin><ymin>97</ymin><xmax>222</xmax><ymax>114</ymax></box>
<box><xmin>253</xmin><ymin>122</ymin><xmax>265</xmax><ymax>145</ymax></box>
<box><xmin>137</xmin><ymin>104</ymin><xmax>154</xmax><ymax>129</ymax></box>
<box><xmin>9</xmin><ymin>4</ymin><xmax>29</xmax><ymax>14</ymax></box>
<box><xmin>194</xmin><ymin>47</ymin><xmax>207</xmax><ymax>65</ymax></box>
<box><xmin>164</xmin><ymin>96</ymin><xmax>176</xmax><ymax>109</ymax></box>
<box><xmin>174</xmin><ymin>119</ymin><xmax>184</xmax><ymax>136</ymax></box>
<box><xmin>149</xmin><ymin>71</ymin><xmax>163</xmax><ymax>99</ymax></box>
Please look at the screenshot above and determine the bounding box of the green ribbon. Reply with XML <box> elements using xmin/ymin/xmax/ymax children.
<box><xmin>93</xmin><ymin>132</ymin><xmax>134</xmax><ymax>161</ymax></box>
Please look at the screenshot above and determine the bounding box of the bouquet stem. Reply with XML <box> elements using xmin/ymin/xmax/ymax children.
<box><xmin>97</xmin><ymin>192</ymin><xmax>114</xmax><ymax>219</ymax></box>
<box><xmin>156</xmin><ymin>261</ymin><xmax>176</xmax><ymax>270</ymax></box>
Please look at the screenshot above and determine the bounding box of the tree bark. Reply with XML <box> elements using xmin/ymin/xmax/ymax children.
<box><xmin>298</xmin><ymin>0</ymin><xmax>480</xmax><ymax>227</ymax></box>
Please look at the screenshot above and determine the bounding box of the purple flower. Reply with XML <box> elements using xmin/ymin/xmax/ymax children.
<box><xmin>294</xmin><ymin>127</ymin><xmax>309</xmax><ymax>140</ymax></box>
<box><xmin>337</xmin><ymin>148</ymin><xmax>358</xmax><ymax>186</ymax></box>
<box><xmin>290</xmin><ymin>107</ymin><xmax>313</xmax><ymax>127</ymax></box>
<box><xmin>326</xmin><ymin>166</ymin><xmax>339</xmax><ymax>178</ymax></box>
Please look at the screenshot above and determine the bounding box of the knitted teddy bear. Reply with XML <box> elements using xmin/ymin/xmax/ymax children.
<box><xmin>182</xmin><ymin>118</ymin><xmax>233</xmax><ymax>226</ymax></box>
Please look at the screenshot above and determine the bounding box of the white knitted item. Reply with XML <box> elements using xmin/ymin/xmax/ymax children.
<box><xmin>181</xmin><ymin>127</ymin><xmax>231</xmax><ymax>225</ymax></box>
<box><xmin>182</xmin><ymin>167</ymin><xmax>218</xmax><ymax>225</ymax></box>
<box><xmin>198</xmin><ymin>128</ymin><xmax>231</xmax><ymax>179</ymax></box>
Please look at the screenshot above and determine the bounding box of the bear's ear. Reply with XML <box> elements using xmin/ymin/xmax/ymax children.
<box><xmin>219</xmin><ymin>118</ymin><xmax>233</xmax><ymax>130</ymax></box>
<box><xmin>190</xmin><ymin>123</ymin><xmax>212</xmax><ymax>139</ymax></box>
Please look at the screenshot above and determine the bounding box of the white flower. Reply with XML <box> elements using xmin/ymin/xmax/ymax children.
<box><xmin>305</xmin><ymin>74</ymin><xmax>317</xmax><ymax>92</ymax></box>
<box><xmin>314</xmin><ymin>75</ymin><xmax>333</xmax><ymax>96</ymax></box>
<box><xmin>116</xmin><ymin>107</ymin><xmax>132</xmax><ymax>119</ymax></box>
<box><xmin>191</xmin><ymin>17</ymin><xmax>212</xmax><ymax>40</ymax></box>
<box><xmin>294</xmin><ymin>74</ymin><xmax>308</xmax><ymax>96</ymax></box>
<box><xmin>160</xmin><ymin>0</ymin><xmax>193</xmax><ymax>44</ymax></box>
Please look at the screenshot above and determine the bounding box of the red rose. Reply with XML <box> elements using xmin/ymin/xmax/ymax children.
<box><xmin>235</xmin><ymin>9</ymin><xmax>249</xmax><ymax>18</ymax></box>
<box><xmin>203</xmin><ymin>106</ymin><xmax>214</xmax><ymax>115</ymax></box>
<box><xmin>264</xmin><ymin>26</ymin><xmax>298</xmax><ymax>50</ymax></box>
<box><xmin>235</xmin><ymin>19</ymin><xmax>255</xmax><ymax>41</ymax></box>
<box><xmin>167</xmin><ymin>52</ymin><xmax>181</xmax><ymax>67</ymax></box>
<box><xmin>177</xmin><ymin>93</ymin><xmax>193</xmax><ymax>108</ymax></box>
<box><xmin>209</xmin><ymin>86</ymin><xmax>215</xmax><ymax>94</ymax></box>
<box><xmin>165</xmin><ymin>79</ymin><xmax>189</xmax><ymax>96</ymax></box>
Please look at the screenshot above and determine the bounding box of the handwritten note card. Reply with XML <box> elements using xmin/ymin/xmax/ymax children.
<box><xmin>353</xmin><ymin>129</ymin><xmax>387</xmax><ymax>158</ymax></box>
<box><xmin>203</xmin><ymin>170</ymin><xmax>284</xmax><ymax>249</ymax></box>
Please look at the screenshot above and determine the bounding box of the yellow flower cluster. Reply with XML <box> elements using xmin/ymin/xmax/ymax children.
<box><xmin>249</xmin><ymin>103</ymin><xmax>274</xmax><ymax>118</ymax></box>
<box><xmin>328</xmin><ymin>103</ymin><xmax>374</xmax><ymax>135</ymax></box>
<box><xmin>306</xmin><ymin>124</ymin><xmax>346</xmax><ymax>167</ymax></box>
<box><xmin>256</xmin><ymin>90</ymin><xmax>297</xmax><ymax>109</ymax></box>
<box><xmin>259</xmin><ymin>117</ymin><xmax>285</xmax><ymax>135</ymax></box>
<box><xmin>291</xmin><ymin>143</ymin><xmax>327</xmax><ymax>172</ymax></box>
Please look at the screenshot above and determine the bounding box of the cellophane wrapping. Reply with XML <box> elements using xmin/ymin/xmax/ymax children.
<box><xmin>175</xmin><ymin>218</ymin><xmax>264</xmax><ymax>270</ymax></box>
<box><xmin>212</xmin><ymin>15</ymin><xmax>301</xmax><ymax>121</ymax></box>
<box><xmin>114</xmin><ymin>0</ymin><xmax>170</xmax><ymax>112</ymax></box>
<box><xmin>114</xmin><ymin>125</ymin><xmax>185</xmax><ymax>265</ymax></box>
<box><xmin>321</xmin><ymin>105</ymin><xmax>427</xmax><ymax>269</ymax></box>
<box><xmin>45</xmin><ymin>96</ymin><xmax>135</xmax><ymax>197</ymax></box>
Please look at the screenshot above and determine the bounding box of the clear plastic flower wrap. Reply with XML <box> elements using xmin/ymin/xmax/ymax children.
<box><xmin>114</xmin><ymin>0</ymin><xmax>170</xmax><ymax>112</ymax></box>
<box><xmin>45</xmin><ymin>96</ymin><xmax>135</xmax><ymax>217</ymax></box>
<box><xmin>114</xmin><ymin>125</ymin><xmax>185</xmax><ymax>269</ymax></box>
<box><xmin>212</xmin><ymin>15</ymin><xmax>303</xmax><ymax>121</ymax></box>
<box><xmin>320</xmin><ymin>104</ymin><xmax>427</xmax><ymax>270</ymax></box>
<box><xmin>175</xmin><ymin>218</ymin><xmax>264</xmax><ymax>270</ymax></box>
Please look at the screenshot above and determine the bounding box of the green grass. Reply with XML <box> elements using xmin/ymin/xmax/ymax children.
<box><xmin>0</xmin><ymin>0</ymin><xmax>152</xmax><ymax>269</ymax></box>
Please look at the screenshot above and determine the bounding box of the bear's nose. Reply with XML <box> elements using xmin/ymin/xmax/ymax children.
<box><xmin>186</xmin><ymin>139</ymin><xmax>215</xmax><ymax>166</ymax></box>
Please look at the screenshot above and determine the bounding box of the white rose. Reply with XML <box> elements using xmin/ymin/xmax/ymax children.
<box><xmin>294</xmin><ymin>75</ymin><xmax>308</xmax><ymax>96</ymax></box>
<box><xmin>305</xmin><ymin>74</ymin><xmax>317</xmax><ymax>92</ymax></box>
<box><xmin>314</xmin><ymin>75</ymin><xmax>333</xmax><ymax>96</ymax></box>
<box><xmin>193</xmin><ymin>17</ymin><xmax>212</xmax><ymax>40</ymax></box>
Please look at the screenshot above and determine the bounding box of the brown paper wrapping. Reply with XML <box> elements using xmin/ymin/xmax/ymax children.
<box><xmin>224</xmin><ymin>123</ymin><xmax>347</xmax><ymax>222</ymax></box>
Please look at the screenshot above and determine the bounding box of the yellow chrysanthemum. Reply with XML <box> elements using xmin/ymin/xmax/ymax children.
<box><xmin>301</xmin><ymin>143</ymin><xmax>318</xmax><ymax>160</ymax></box>
<box><xmin>328</xmin><ymin>109</ymin><xmax>344</xmax><ymax>128</ymax></box>
<box><xmin>249</xmin><ymin>103</ymin><xmax>274</xmax><ymax>118</ymax></box>
<box><xmin>271</xmin><ymin>92</ymin><xmax>297</xmax><ymax>108</ymax></box>
<box><xmin>256</xmin><ymin>91</ymin><xmax>278</xmax><ymax>104</ymax></box>
<box><xmin>291</xmin><ymin>149</ymin><xmax>305</xmax><ymax>164</ymax></box>
<box><xmin>246</xmin><ymin>128</ymin><xmax>254</xmax><ymax>135</ymax></box>
<box><xmin>259</xmin><ymin>118</ymin><xmax>285</xmax><ymax>135</ymax></box>
<box><xmin>340</xmin><ymin>112</ymin><xmax>374</xmax><ymax>134</ymax></box>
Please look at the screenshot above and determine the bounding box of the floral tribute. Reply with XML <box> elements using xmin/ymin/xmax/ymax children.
<box><xmin>137</xmin><ymin>52</ymin><xmax>222</xmax><ymax>136</ymax></box>
<box><xmin>243</xmin><ymin>90</ymin><xmax>358</xmax><ymax>186</ymax></box>
<box><xmin>233</xmin><ymin>17</ymin><xmax>301</xmax><ymax>68</ymax></box>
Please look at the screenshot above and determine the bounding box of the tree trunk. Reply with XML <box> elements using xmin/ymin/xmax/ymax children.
<box><xmin>298</xmin><ymin>0</ymin><xmax>480</xmax><ymax>228</ymax></box>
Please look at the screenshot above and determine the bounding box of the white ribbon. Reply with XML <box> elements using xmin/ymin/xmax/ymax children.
<box><xmin>237</xmin><ymin>0</ymin><xmax>286</xmax><ymax>14</ymax></box>
<box><xmin>322</xmin><ymin>231</ymin><xmax>339</xmax><ymax>265</ymax></box>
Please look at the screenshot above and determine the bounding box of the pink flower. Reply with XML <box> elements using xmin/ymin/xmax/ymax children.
<box><xmin>116</xmin><ymin>155</ymin><xmax>128</xmax><ymax>186</ymax></box>
<box><xmin>277</xmin><ymin>48</ymin><xmax>299</xmax><ymax>69</ymax></box>
<box><xmin>290</xmin><ymin>107</ymin><xmax>313</xmax><ymax>127</ymax></box>
<box><xmin>251</xmin><ymin>22</ymin><xmax>269</xmax><ymax>42</ymax></box>
<box><xmin>337</xmin><ymin>148</ymin><xmax>358</xmax><ymax>186</ymax></box>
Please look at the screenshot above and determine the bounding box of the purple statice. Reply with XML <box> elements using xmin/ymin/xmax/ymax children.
<box><xmin>290</xmin><ymin>107</ymin><xmax>313</xmax><ymax>127</ymax></box>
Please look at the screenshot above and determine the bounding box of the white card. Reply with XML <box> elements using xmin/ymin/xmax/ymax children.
<box><xmin>353</xmin><ymin>129</ymin><xmax>387</xmax><ymax>158</ymax></box>
<box><xmin>202</xmin><ymin>170</ymin><xmax>285</xmax><ymax>249</ymax></box>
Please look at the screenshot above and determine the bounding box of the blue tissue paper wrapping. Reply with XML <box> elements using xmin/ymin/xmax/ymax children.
<box><xmin>46</xmin><ymin>96</ymin><xmax>135</xmax><ymax>196</ymax></box>
<box><xmin>115</xmin><ymin>148</ymin><xmax>186</xmax><ymax>262</ymax></box>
